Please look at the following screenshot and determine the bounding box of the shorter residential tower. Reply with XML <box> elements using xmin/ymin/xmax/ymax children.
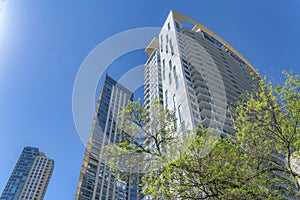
<box><xmin>1</xmin><ymin>147</ymin><xmax>54</xmax><ymax>200</ymax></box>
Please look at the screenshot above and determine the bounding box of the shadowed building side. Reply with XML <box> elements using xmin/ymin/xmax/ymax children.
<box><xmin>75</xmin><ymin>75</ymin><xmax>143</xmax><ymax>200</ymax></box>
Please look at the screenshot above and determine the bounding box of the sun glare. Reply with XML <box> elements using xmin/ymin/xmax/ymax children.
<box><xmin>0</xmin><ymin>0</ymin><xmax>6</xmax><ymax>42</ymax></box>
<box><xmin>0</xmin><ymin>0</ymin><xmax>7</xmax><ymax>83</ymax></box>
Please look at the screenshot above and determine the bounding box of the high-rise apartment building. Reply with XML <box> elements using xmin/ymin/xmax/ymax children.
<box><xmin>1</xmin><ymin>147</ymin><xmax>54</xmax><ymax>200</ymax></box>
<box><xmin>144</xmin><ymin>41</ymin><xmax>163</xmax><ymax>109</ymax></box>
<box><xmin>75</xmin><ymin>75</ymin><xmax>142</xmax><ymax>200</ymax></box>
<box><xmin>145</xmin><ymin>10</ymin><xmax>297</xmax><ymax>199</ymax></box>
<box><xmin>145</xmin><ymin>10</ymin><xmax>259</xmax><ymax>138</ymax></box>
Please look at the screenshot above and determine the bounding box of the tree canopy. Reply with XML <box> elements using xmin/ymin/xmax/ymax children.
<box><xmin>105</xmin><ymin>71</ymin><xmax>300</xmax><ymax>199</ymax></box>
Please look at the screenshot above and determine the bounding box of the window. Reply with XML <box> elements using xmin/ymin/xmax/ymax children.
<box><xmin>173</xmin><ymin>95</ymin><xmax>177</xmax><ymax>111</ymax></box>
<box><xmin>169</xmin><ymin>59</ymin><xmax>172</xmax><ymax>71</ymax></box>
<box><xmin>165</xmin><ymin>90</ymin><xmax>168</xmax><ymax>109</ymax></box>
<box><xmin>169</xmin><ymin>72</ymin><xmax>172</xmax><ymax>85</ymax></box>
<box><xmin>162</xmin><ymin>59</ymin><xmax>166</xmax><ymax>80</ymax></box>
<box><xmin>175</xmin><ymin>21</ymin><xmax>180</xmax><ymax>30</ymax></box>
<box><xmin>160</xmin><ymin>35</ymin><xmax>163</xmax><ymax>52</ymax></box>
<box><xmin>173</xmin><ymin>95</ymin><xmax>177</xmax><ymax>128</ymax></box>
<box><xmin>175</xmin><ymin>76</ymin><xmax>179</xmax><ymax>90</ymax></box>
<box><xmin>178</xmin><ymin>105</ymin><xmax>183</xmax><ymax>123</ymax></box>
<box><xmin>173</xmin><ymin>66</ymin><xmax>176</xmax><ymax>77</ymax></box>
<box><xmin>167</xmin><ymin>22</ymin><xmax>171</xmax><ymax>30</ymax></box>
<box><xmin>170</xmin><ymin>39</ymin><xmax>174</xmax><ymax>55</ymax></box>
<box><xmin>173</xmin><ymin>66</ymin><xmax>179</xmax><ymax>89</ymax></box>
<box><xmin>185</xmin><ymin>75</ymin><xmax>191</xmax><ymax>82</ymax></box>
<box><xmin>166</xmin><ymin>44</ymin><xmax>168</xmax><ymax>54</ymax></box>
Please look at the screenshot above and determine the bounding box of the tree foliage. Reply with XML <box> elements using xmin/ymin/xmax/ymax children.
<box><xmin>105</xmin><ymin>72</ymin><xmax>300</xmax><ymax>199</ymax></box>
<box><xmin>103</xmin><ymin>99</ymin><xmax>180</xmax><ymax>175</ymax></box>
<box><xmin>233</xmin><ymin>71</ymin><xmax>300</xmax><ymax>197</ymax></box>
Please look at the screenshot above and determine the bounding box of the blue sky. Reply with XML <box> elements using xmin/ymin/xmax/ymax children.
<box><xmin>0</xmin><ymin>1</ymin><xmax>299</xmax><ymax>199</ymax></box>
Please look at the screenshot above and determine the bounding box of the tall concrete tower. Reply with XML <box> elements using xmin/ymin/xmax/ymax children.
<box><xmin>145</xmin><ymin>10</ymin><xmax>258</xmax><ymax>138</ymax></box>
<box><xmin>1</xmin><ymin>147</ymin><xmax>54</xmax><ymax>200</ymax></box>
<box><xmin>144</xmin><ymin>10</ymin><xmax>298</xmax><ymax>199</ymax></box>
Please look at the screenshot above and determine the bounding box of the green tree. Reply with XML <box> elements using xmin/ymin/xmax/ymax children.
<box><xmin>105</xmin><ymin>72</ymin><xmax>300</xmax><ymax>199</ymax></box>
<box><xmin>142</xmin><ymin>128</ymin><xmax>280</xmax><ymax>199</ymax></box>
<box><xmin>102</xmin><ymin>99</ymin><xmax>180</xmax><ymax>180</ymax></box>
<box><xmin>233</xmin><ymin>71</ymin><xmax>300</xmax><ymax>197</ymax></box>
